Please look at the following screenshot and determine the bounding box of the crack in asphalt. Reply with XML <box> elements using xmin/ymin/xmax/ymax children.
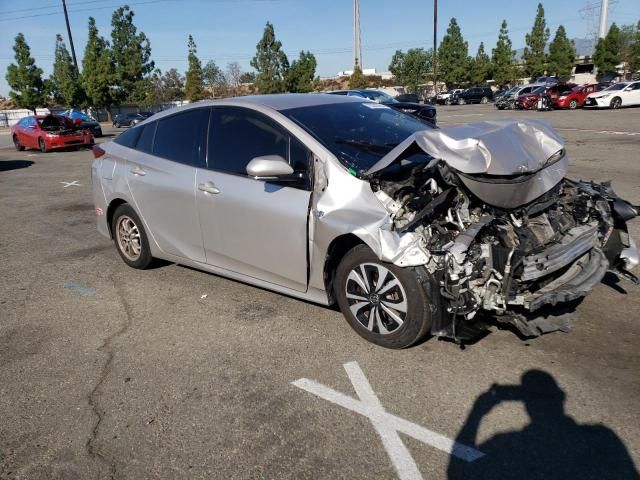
<box><xmin>85</xmin><ymin>273</ymin><xmax>133</xmax><ymax>480</ymax></box>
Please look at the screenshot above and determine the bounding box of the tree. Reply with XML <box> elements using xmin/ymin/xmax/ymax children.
<box><xmin>5</xmin><ymin>33</ymin><xmax>46</xmax><ymax>114</ymax></box>
<box><xmin>110</xmin><ymin>6</ymin><xmax>154</xmax><ymax>104</ymax></box>
<box><xmin>437</xmin><ymin>18</ymin><xmax>469</xmax><ymax>87</ymax></box>
<box><xmin>49</xmin><ymin>34</ymin><xmax>86</xmax><ymax>107</ymax></box>
<box><xmin>286</xmin><ymin>51</ymin><xmax>317</xmax><ymax>92</ymax></box>
<box><xmin>348</xmin><ymin>65</ymin><xmax>368</xmax><ymax>89</ymax></box>
<box><xmin>492</xmin><ymin>20</ymin><xmax>516</xmax><ymax>87</ymax></box>
<box><xmin>470</xmin><ymin>42</ymin><xmax>491</xmax><ymax>85</ymax></box>
<box><xmin>202</xmin><ymin>60</ymin><xmax>224</xmax><ymax>97</ymax></box>
<box><xmin>547</xmin><ymin>26</ymin><xmax>576</xmax><ymax>78</ymax></box>
<box><xmin>523</xmin><ymin>3</ymin><xmax>550</xmax><ymax>79</ymax></box>
<box><xmin>239</xmin><ymin>71</ymin><xmax>256</xmax><ymax>84</ymax></box>
<box><xmin>250</xmin><ymin>22</ymin><xmax>289</xmax><ymax>93</ymax></box>
<box><xmin>184</xmin><ymin>35</ymin><xmax>204</xmax><ymax>101</ymax></box>
<box><xmin>82</xmin><ymin>17</ymin><xmax>115</xmax><ymax>115</ymax></box>
<box><xmin>388</xmin><ymin>48</ymin><xmax>432</xmax><ymax>93</ymax></box>
<box><xmin>226</xmin><ymin>61</ymin><xmax>242</xmax><ymax>87</ymax></box>
<box><xmin>160</xmin><ymin>68</ymin><xmax>185</xmax><ymax>101</ymax></box>
<box><xmin>619</xmin><ymin>23</ymin><xmax>638</xmax><ymax>78</ymax></box>
<box><xmin>631</xmin><ymin>21</ymin><xmax>640</xmax><ymax>74</ymax></box>
<box><xmin>593</xmin><ymin>23</ymin><xmax>622</xmax><ymax>76</ymax></box>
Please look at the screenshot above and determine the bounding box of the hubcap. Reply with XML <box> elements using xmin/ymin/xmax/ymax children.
<box><xmin>345</xmin><ymin>263</ymin><xmax>407</xmax><ymax>335</ymax></box>
<box><xmin>116</xmin><ymin>215</ymin><xmax>142</xmax><ymax>261</ymax></box>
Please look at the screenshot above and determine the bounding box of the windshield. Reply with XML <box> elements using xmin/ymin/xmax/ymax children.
<box><xmin>605</xmin><ymin>83</ymin><xmax>627</xmax><ymax>91</ymax></box>
<box><xmin>282</xmin><ymin>102</ymin><xmax>433</xmax><ymax>174</ymax></box>
<box><xmin>360</xmin><ymin>90</ymin><xmax>398</xmax><ymax>104</ymax></box>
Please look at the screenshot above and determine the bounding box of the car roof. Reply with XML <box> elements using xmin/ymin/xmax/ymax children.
<box><xmin>135</xmin><ymin>93</ymin><xmax>365</xmax><ymax>124</ymax></box>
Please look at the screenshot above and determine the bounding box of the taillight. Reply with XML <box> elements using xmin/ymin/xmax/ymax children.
<box><xmin>92</xmin><ymin>145</ymin><xmax>106</xmax><ymax>158</ymax></box>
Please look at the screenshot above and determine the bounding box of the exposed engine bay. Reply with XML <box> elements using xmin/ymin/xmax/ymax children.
<box><xmin>39</xmin><ymin>114</ymin><xmax>84</xmax><ymax>135</ymax></box>
<box><xmin>366</xmin><ymin>120</ymin><xmax>638</xmax><ymax>341</ymax></box>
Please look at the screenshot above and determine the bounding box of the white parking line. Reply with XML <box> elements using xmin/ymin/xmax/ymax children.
<box><xmin>60</xmin><ymin>180</ymin><xmax>81</xmax><ymax>187</ymax></box>
<box><xmin>292</xmin><ymin>361</ymin><xmax>484</xmax><ymax>480</ymax></box>
<box><xmin>556</xmin><ymin>128</ymin><xmax>640</xmax><ymax>136</ymax></box>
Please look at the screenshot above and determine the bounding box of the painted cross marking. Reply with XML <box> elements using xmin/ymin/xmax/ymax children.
<box><xmin>292</xmin><ymin>361</ymin><xmax>484</xmax><ymax>480</ymax></box>
<box><xmin>60</xmin><ymin>180</ymin><xmax>81</xmax><ymax>188</ymax></box>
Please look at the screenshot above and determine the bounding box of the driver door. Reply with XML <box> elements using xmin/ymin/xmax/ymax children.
<box><xmin>195</xmin><ymin>107</ymin><xmax>312</xmax><ymax>292</ymax></box>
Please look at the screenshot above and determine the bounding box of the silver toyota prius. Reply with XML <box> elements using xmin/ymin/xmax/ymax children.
<box><xmin>92</xmin><ymin>94</ymin><xmax>638</xmax><ymax>348</ymax></box>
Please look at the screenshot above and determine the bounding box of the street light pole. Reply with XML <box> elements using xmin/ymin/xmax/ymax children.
<box><xmin>433</xmin><ymin>0</ymin><xmax>438</xmax><ymax>95</ymax></box>
<box><xmin>62</xmin><ymin>0</ymin><xmax>79</xmax><ymax>72</ymax></box>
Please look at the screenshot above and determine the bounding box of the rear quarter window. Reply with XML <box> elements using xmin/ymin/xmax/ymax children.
<box><xmin>136</xmin><ymin>122</ymin><xmax>156</xmax><ymax>154</ymax></box>
<box><xmin>114</xmin><ymin>126</ymin><xmax>143</xmax><ymax>148</ymax></box>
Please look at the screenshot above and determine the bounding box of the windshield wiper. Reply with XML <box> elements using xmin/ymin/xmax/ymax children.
<box><xmin>335</xmin><ymin>138</ymin><xmax>398</xmax><ymax>154</ymax></box>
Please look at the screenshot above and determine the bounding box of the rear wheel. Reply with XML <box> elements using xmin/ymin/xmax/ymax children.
<box><xmin>111</xmin><ymin>204</ymin><xmax>153</xmax><ymax>269</ymax></box>
<box><xmin>38</xmin><ymin>137</ymin><xmax>47</xmax><ymax>153</ymax></box>
<box><xmin>480</xmin><ymin>96</ymin><xmax>488</xmax><ymax>104</ymax></box>
<box><xmin>334</xmin><ymin>245</ymin><xmax>432</xmax><ymax>349</ymax></box>
<box><xmin>457</xmin><ymin>98</ymin><xmax>465</xmax><ymax>105</ymax></box>
<box><xmin>568</xmin><ymin>99</ymin><xmax>578</xmax><ymax>109</ymax></box>
<box><xmin>13</xmin><ymin>135</ymin><xmax>24</xmax><ymax>151</ymax></box>
<box><xmin>610</xmin><ymin>97</ymin><xmax>622</xmax><ymax>109</ymax></box>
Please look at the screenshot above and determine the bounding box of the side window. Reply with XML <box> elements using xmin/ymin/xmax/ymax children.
<box><xmin>152</xmin><ymin>109</ymin><xmax>209</xmax><ymax>167</ymax></box>
<box><xmin>521</xmin><ymin>87</ymin><xmax>532</xmax><ymax>95</ymax></box>
<box><xmin>114</xmin><ymin>125</ymin><xmax>142</xmax><ymax>148</ymax></box>
<box><xmin>209</xmin><ymin>108</ymin><xmax>288</xmax><ymax>175</ymax></box>
<box><xmin>136</xmin><ymin>121</ymin><xmax>156</xmax><ymax>154</ymax></box>
<box><xmin>631</xmin><ymin>83</ymin><xmax>640</xmax><ymax>90</ymax></box>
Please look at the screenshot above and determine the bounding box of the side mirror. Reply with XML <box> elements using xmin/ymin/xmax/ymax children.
<box><xmin>246</xmin><ymin>155</ymin><xmax>293</xmax><ymax>180</ymax></box>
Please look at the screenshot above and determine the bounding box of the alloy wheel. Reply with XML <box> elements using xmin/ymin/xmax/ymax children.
<box><xmin>611</xmin><ymin>97</ymin><xmax>622</xmax><ymax>109</ymax></box>
<box><xmin>345</xmin><ymin>263</ymin><xmax>407</xmax><ymax>335</ymax></box>
<box><xmin>116</xmin><ymin>215</ymin><xmax>142</xmax><ymax>261</ymax></box>
<box><xmin>569</xmin><ymin>99</ymin><xmax>578</xmax><ymax>109</ymax></box>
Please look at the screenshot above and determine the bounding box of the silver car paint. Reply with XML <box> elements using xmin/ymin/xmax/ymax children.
<box><xmin>93</xmin><ymin>94</ymin><xmax>605</xmax><ymax>309</ymax></box>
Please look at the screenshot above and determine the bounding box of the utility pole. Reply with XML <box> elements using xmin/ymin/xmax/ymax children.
<box><xmin>62</xmin><ymin>0</ymin><xmax>79</xmax><ymax>72</ymax></box>
<box><xmin>353</xmin><ymin>0</ymin><xmax>362</xmax><ymax>69</ymax></box>
<box><xmin>433</xmin><ymin>0</ymin><xmax>438</xmax><ymax>94</ymax></box>
<box><xmin>598</xmin><ymin>0</ymin><xmax>609</xmax><ymax>38</ymax></box>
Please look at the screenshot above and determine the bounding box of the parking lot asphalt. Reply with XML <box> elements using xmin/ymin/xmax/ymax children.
<box><xmin>1</xmin><ymin>105</ymin><xmax>639</xmax><ymax>480</ymax></box>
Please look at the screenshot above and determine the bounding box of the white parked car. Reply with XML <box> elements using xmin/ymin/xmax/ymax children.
<box><xmin>436</xmin><ymin>89</ymin><xmax>464</xmax><ymax>105</ymax></box>
<box><xmin>584</xmin><ymin>81</ymin><xmax>640</xmax><ymax>109</ymax></box>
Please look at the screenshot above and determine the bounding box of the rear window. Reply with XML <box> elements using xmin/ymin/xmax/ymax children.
<box><xmin>152</xmin><ymin>108</ymin><xmax>209</xmax><ymax>167</ymax></box>
<box><xmin>114</xmin><ymin>126</ymin><xmax>142</xmax><ymax>148</ymax></box>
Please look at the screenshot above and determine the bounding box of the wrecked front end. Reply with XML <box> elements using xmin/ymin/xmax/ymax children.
<box><xmin>367</xmin><ymin>120</ymin><xmax>638</xmax><ymax>341</ymax></box>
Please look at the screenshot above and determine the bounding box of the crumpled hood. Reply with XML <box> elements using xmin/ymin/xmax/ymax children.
<box><xmin>367</xmin><ymin>119</ymin><xmax>565</xmax><ymax>176</ymax></box>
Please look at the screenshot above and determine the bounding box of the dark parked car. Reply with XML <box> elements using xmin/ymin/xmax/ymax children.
<box><xmin>395</xmin><ymin>93</ymin><xmax>420</xmax><ymax>103</ymax></box>
<box><xmin>113</xmin><ymin>113</ymin><xmax>145</xmax><ymax>128</ymax></box>
<box><xmin>326</xmin><ymin>90</ymin><xmax>437</xmax><ymax>125</ymax></box>
<box><xmin>61</xmin><ymin>110</ymin><xmax>103</xmax><ymax>137</ymax></box>
<box><xmin>450</xmin><ymin>87</ymin><xmax>494</xmax><ymax>105</ymax></box>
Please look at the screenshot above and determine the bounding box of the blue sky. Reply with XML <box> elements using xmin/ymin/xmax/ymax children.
<box><xmin>1</xmin><ymin>0</ymin><xmax>639</xmax><ymax>96</ymax></box>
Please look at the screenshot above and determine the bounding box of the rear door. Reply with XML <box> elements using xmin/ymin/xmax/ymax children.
<box><xmin>125</xmin><ymin>108</ymin><xmax>210</xmax><ymax>262</ymax></box>
<box><xmin>625</xmin><ymin>82</ymin><xmax>640</xmax><ymax>105</ymax></box>
<box><xmin>196</xmin><ymin>106</ymin><xmax>312</xmax><ymax>292</ymax></box>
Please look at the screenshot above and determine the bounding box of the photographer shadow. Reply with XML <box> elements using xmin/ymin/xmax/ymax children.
<box><xmin>447</xmin><ymin>370</ymin><xmax>639</xmax><ymax>480</ymax></box>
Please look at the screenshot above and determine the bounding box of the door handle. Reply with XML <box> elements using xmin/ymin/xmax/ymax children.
<box><xmin>130</xmin><ymin>166</ymin><xmax>146</xmax><ymax>176</ymax></box>
<box><xmin>198</xmin><ymin>182</ymin><xmax>220</xmax><ymax>194</ymax></box>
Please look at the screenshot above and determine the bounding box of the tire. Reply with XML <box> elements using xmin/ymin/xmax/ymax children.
<box><xmin>38</xmin><ymin>137</ymin><xmax>48</xmax><ymax>153</ymax></box>
<box><xmin>480</xmin><ymin>96</ymin><xmax>488</xmax><ymax>104</ymax></box>
<box><xmin>13</xmin><ymin>135</ymin><xmax>24</xmax><ymax>151</ymax></box>
<box><xmin>610</xmin><ymin>97</ymin><xmax>622</xmax><ymax>109</ymax></box>
<box><xmin>114</xmin><ymin>122</ymin><xmax>120</xmax><ymax>128</ymax></box>
<box><xmin>568</xmin><ymin>99</ymin><xmax>578</xmax><ymax>110</ymax></box>
<box><xmin>111</xmin><ymin>204</ymin><xmax>153</xmax><ymax>269</ymax></box>
<box><xmin>457</xmin><ymin>98</ymin><xmax>465</xmax><ymax>105</ymax></box>
<box><xmin>334</xmin><ymin>245</ymin><xmax>433</xmax><ymax>349</ymax></box>
<box><xmin>445</xmin><ymin>98</ymin><xmax>451</xmax><ymax>105</ymax></box>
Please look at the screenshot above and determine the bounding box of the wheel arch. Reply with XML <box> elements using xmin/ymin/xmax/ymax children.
<box><xmin>322</xmin><ymin>233</ymin><xmax>368</xmax><ymax>305</ymax></box>
<box><xmin>106</xmin><ymin>198</ymin><xmax>129</xmax><ymax>238</ymax></box>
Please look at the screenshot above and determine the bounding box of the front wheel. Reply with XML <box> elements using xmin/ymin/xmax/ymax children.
<box><xmin>568</xmin><ymin>99</ymin><xmax>578</xmax><ymax>109</ymax></box>
<box><xmin>610</xmin><ymin>97</ymin><xmax>622</xmax><ymax>109</ymax></box>
<box><xmin>111</xmin><ymin>204</ymin><xmax>154</xmax><ymax>269</ymax></box>
<box><xmin>334</xmin><ymin>245</ymin><xmax>432</xmax><ymax>349</ymax></box>
<box><xmin>480</xmin><ymin>96</ymin><xmax>488</xmax><ymax>104</ymax></box>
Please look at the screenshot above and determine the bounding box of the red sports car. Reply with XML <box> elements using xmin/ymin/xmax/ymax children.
<box><xmin>552</xmin><ymin>83</ymin><xmax>605</xmax><ymax>109</ymax></box>
<box><xmin>11</xmin><ymin>114</ymin><xmax>94</xmax><ymax>152</ymax></box>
